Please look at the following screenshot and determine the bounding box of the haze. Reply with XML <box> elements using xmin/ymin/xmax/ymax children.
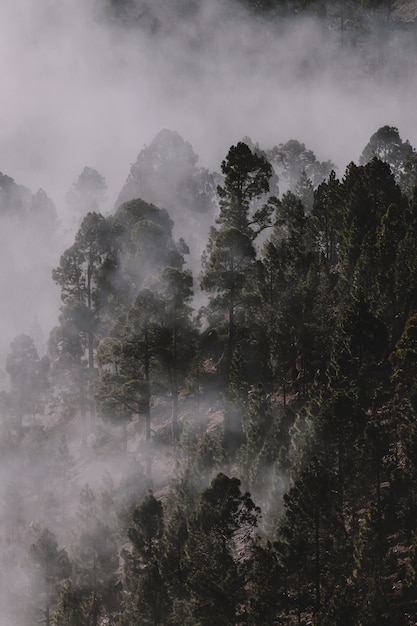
<box><xmin>2</xmin><ymin>2</ymin><xmax>417</xmax><ymax>624</ymax></box>
<box><xmin>0</xmin><ymin>0</ymin><xmax>416</xmax><ymax>361</ymax></box>
<box><xmin>1</xmin><ymin>0</ymin><xmax>416</xmax><ymax>198</ymax></box>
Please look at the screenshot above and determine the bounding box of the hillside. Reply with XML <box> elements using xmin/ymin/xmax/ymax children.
<box><xmin>2</xmin><ymin>0</ymin><xmax>417</xmax><ymax>622</ymax></box>
<box><xmin>2</xmin><ymin>124</ymin><xmax>417</xmax><ymax>624</ymax></box>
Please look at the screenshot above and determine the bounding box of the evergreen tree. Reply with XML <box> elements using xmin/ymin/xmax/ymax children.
<box><xmin>338</xmin><ymin>158</ymin><xmax>405</xmax><ymax>300</ymax></box>
<box><xmin>123</xmin><ymin>491</ymin><xmax>168</xmax><ymax>626</ymax></box>
<box><xmin>294</xmin><ymin>169</ymin><xmax>314</xmax><ymax>212</ymax></box>
<box><xmin>246</xmin><ymin>540</ymin><xmax>282</xmax><ymax>625</ymax></box>
<box><xmin>65</xmin><ymin>167</ymin><xmax>107</xmax><ymax>227</ymax></box>
<box><xmin>200</xmin><ymin>142</ymin><xmax>275</xmax><ymax>388</ymax></box>
<box><xmin>311</xmin><ymin>169</ymin><xmax>341</xmax><ymax>264</ymax></box>
<box><xmin>360</xmin><ymin>125</ymin><xmax>415</xmax><ymax>185</ymax></box>
<box><xmin>185</xmin><ymin>473</ymin><xmax>260</xmax><ymax>625</ymax></box>
<box><xmin>96</xmin><ymin>288</ymin><xmax>160</xmax><ymax>444</ymax></box>
<box><xmin>5</xmin><ymin>333</ymin><xmax>46</xmax><ymax>435</ymax></box>
<box><xmin>53</xmin><ymin>581</ymin><xmax>87</xmax><ymax>626</ymax></box>
<box><xmin>278</xmin><ymin>458</ymin><xmax>348</xmax><ymax>619</ymax></box>
<box><xmin>149</xmin><ymin>262</ymin><xmax>196</xmax><ymax>441</ymax></box>
<box><xmin>27</xmin><ymin>527</ymin><xmax>71</xmax><ymax>626</ymax></box>
<box><xmin>71</xmin><ymin>485</ymin><xmax>120</xmax><ymax>626</ymax></box>
<box><xmin>352</xmin><ymin>508</ymin><xmax>390</xmax><ymax>624</ymax></box>
<box><xmin>259</xmin><ymin>191</ymin><xmax>317</xmax><ymax>393</ymax></box>
<box><xmin>51</xmin><ymin>212</ymin><xmax>114</xmax><ymax>445</ymax></box>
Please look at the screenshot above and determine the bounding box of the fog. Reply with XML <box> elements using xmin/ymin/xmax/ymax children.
<box><xmin>2</xmin><ymin>0</ymin><xmax>417</xmax><ymax>204</ymax></box>
<box><xmin>1</xmin><ymin>0</ymin><xmax>417</xmax><ymax>622</ymax></box>
<box><xmin>1</xmin><ymin>0</ymin><xmax>416</xmax><ymax>366</ymax></box>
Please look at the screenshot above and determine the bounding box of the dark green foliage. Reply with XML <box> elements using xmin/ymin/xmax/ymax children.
<box><xmin>352</xmin><ymin>508</ymin><xmax>391</xmax><ymax>624</ymax></box>
<box><xmin>96</xmin><ymin>246</ymin><xmax>196</xmax><ymax>445</ymax></box>
<box><xmin>246</xmin><ymin>540</ymin><xmax>282</xmax><ymax>625</ymax></box>
<box><xmin>10</xmin><ymin>127</ymin><xmax>417</xmax><ymax>625</ymax></box>
<box><xmin>201</xmin><ymin>142</ymin><xmax>275</xmax><ymax>390</ymax></box>
<box><xmin>53</xmin><ymin>581</ymin><xmax>86</xmax><ymax>626</ymax></box>
<box><xmin>122</xmin><ymin>492</ymin><xmax>168</xmax><ymax>625</ymax></box>
<box><xmin>70</xmin><ymin>485</ymin><xmax>121</xmax><ymax>626</ymax></box>
<box><xmin>185</xmin><ymin>473</ymin><xmax>260</xmax><ymax>625</ymax></box>
<box><xmin>360</xmin><ymin>125</ymin><xmax>416</xmax><ymax>186</ymax></box>
<box><xmin>278</xmin><ymin>458</ymin><xmax>349</xmax><ymax>617</ymax></box>
<box><xmin>128</xmin><ymin>491</ymin><xmax>164</xmax><ymax>561</ymax></box>
<box><xmin>311</xmin><ymin>169</ymin><xmax>341</xmax><ymax>264</ymax></box>
<box><xmin>259</xmin><ymin>191</ymin><xmax>319</xmax><ymax>392</ymax></box>
<box><xmin>27</xmin><ymin>527</ymin><xmax>71</xmax><ymax>626</ymax></box>
<box><xmin>337</xmin><ymin>158</ymin><xmax>405</xmax><ymax>301</ymax></box>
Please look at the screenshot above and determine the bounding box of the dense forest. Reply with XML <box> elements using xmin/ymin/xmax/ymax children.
<box><xmin>2</xmin><ymin>122</ymin><xmax>417</xmax><ymax>625</ymax></box>
<box><xmin>3</xmin><ymin>1</ymin><xmax>417</xmax><ymax>625</ymax></box>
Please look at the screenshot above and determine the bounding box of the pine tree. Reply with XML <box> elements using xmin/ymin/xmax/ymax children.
<box><xmin>27</xmin><ymin>527</ymin><xmax>71</xmax><ymax>626</ymax></box>
<box><xmin>259</xmin><ymin>191</ymin><xmax>317</xmax><ymax>393</ymax></box>
<box><xmin>185</xmin><ymin>473</ymin><xmax>260</xmax><ymax>625</ymax></box>
<box><xmin>71</xmin><ymin>485</ymin><xmax>120</xmax><ymax>626</ymax></box>
<box><xmin>149</xmin><ymin>261</ymin><xmax>196</xmax><ymax>441</ymax></box>
<box><xmin>123</xmin><ymin>491</ymin><xmax>168</xmax><ymax>625</ymax></box>
<box><xmin>360</xmin><ymin>125</ymin><xmax>415</xmax><ymax>185</ymax></box>
<box><xmin>53</xmin><ymin>581</ymin><xmax>87</xmax><ymax>626</ymax></box>
<box><xmin>200</xmin><ymin>142</ymin><xmax>275</xmax><ymax>388</ymax></box>
<box><xmin>311</xmin><ymin>169</ymin><xmax>341</xmax><ymax>264</ymax></box>
<box><xmin>5</xmin><ymin>333</ymin><xmax>45</xmax><ymax>435</ymax></box>
<box><xmin>277</xmin><ymin>458</ymin><xmax>348</xmax><ymax>619</ymax></box>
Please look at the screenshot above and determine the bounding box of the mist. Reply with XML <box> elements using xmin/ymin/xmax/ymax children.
<box><xmin>1</xmin><ymin>0</ymin><xmax>415</xmax><ymax>363</ymax></box>
<box><xmin>2</xmin><ymin>0</ymin><xmax>417</xmax><ymax>202</ymax></box>
<box><xmin>1</xmin><ymin>1</ymin><xmax>417</xmax><ymax>623</ymax></box>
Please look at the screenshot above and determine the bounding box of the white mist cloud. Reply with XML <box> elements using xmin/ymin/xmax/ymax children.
<box><xmin>1</xmin><ymin>0</ymin><xmax>416</xmax><ymax>206</ymax></box>
<box><xmin>0</xmin><ymin>0</ymin><xmax>416</xmax><ymax>366</ymax></box>
<box><xmin>1</xmin><ymin>5</ymin><xmax>417</xmax><ymax>621</ymax></box>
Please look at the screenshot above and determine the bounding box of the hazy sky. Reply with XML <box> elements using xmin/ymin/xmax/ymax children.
<box><xmin>1</xmin><ymin>0</ymin><xmax>417</xmax><ymax>209</ymax></box>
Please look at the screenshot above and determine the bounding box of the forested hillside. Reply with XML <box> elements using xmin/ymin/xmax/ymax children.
<box><xmin>3</xmin><ymin>0</ymin><xmax>417</xmax><ymax>624</ymax></box>
<box><xmin>1</xmin><ymin>123</ymin><xmax>417</xmax><ymax>625</ymax></box>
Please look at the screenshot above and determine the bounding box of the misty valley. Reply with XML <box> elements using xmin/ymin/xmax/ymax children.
<box><xmin>3</xmin><ymin>1</ymin><xmax>417</xmax><ymax>625</ymax></box>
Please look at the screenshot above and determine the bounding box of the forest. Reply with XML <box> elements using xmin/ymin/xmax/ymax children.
<box><xmin>1</xmin><ymin>122</ymin><xmax>417</xmax><ymax>625</ymax></box>
<box><xmin>2</xmin><ymin>0</ymin><xmax>417</xmax><ymax>625</ymax></box>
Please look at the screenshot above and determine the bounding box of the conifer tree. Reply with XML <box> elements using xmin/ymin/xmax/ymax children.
<box><xmin>51</xmin><ymin>212</ymin><xmax>114</xmax><ymax>445</ymax></box>
<box><xmin>5</xmin><ymin>333</ymin><xmax>45</xmax><ymax>435</ymax></box>
<box><xmin>338</xmin><ymin>158</ymin><xmax>405</xmax><ymax>300</ymax></box>
<box><xmin>123</xmin><ymin>491</ymin><xmax>168</xmax><ymax>625</ymax></box>
<box><xmin>71</xmin><ymin>485</ymin><xmax>120</xmax><ymax>626</ymax></box>
<box><xmin>360</xmin><ymin>125</ymin><xmax>415</xmax><ymax>185</ymax></box>
<box><xmin>53</xmin><ymin>581</ymin><xmax>86</xmax><ymax>626</ymax></box>
<box><xmin>200</xmin><ymin>142</ymin><xmax>275</xmax><ymax>387</ymax></box>
<box><xmin>259</xmin><ymin>191</ymin><xmax>317</xmax><ymax>391</ymax></box>
<box><xmin>311</xmin><ymin>169</ymin><xmax>341</xmax><ymax>264</ymax></box>
<box><xmin>278</xmin><ymin>458</ymin><xmax>347</xmax><ymax>619</ymax></box>
<box><xmin>27</xmin><ymin>527</ymin><xmax>71</xmax><ymax>626</ymax></box>
<box><xmin>185</xmin><ymin>473</ymin><xmax>260</xmax><ymax>625</ymax></box>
